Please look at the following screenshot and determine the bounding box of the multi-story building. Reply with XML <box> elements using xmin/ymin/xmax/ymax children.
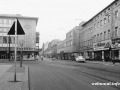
<box><xmin>57</xmin><ymin>24</ymin><xmax>83</xmax><ymax>60</ymax></box>
<box><xmin>36</xmin><ymin>32</ymin><xmax>40</xmax><ymax>54</ymax></box>
<box><xmin>44</xmin><ymin>39</ymin><xmax>61</xmax><ymax>58</ymax></box>
<box><xmin>0</xmin><ymin>14</ymin><xmax>38</xmax><ymax>60</ymax></box>
<box><xmin>80</xmin><ymin>0</ymin><xmax>120</xmax><ymax>61</ymax></box>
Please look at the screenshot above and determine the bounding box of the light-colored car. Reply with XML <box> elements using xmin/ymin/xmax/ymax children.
<box><xmin>75</xmin><ymin>56</ymin><xmax>86</xmax><ymax>62</ymax></box>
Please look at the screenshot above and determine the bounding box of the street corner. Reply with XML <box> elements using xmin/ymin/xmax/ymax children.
<box><xmin>0</xmin><ymin>65</ymin><xmax>29</xmax><ymax>90</ymax></box>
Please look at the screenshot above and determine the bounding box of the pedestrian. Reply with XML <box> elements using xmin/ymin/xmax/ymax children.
<box><xmin>41</xmin><ymin>55</ymin><xmax>43</xmax><ymax>60</ymax></box>
<box><xmin>112</xmin><ymin>59</ymin><xmax>115</xmax><ymax>65</ymax></box>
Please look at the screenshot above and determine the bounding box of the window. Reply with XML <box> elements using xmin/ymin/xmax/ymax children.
<box><xmin>108</xmin><ymin>15</ymin><xmax>110</xmax><ymax>22</ymax></box>
<box><xmin>100</xmin><ymin>33</ymin><xmax>102</xmax><ymax>41</ymax></box>
<box><xmin>104</xmin><ymin>10</ymin><xmax>106</xmax><ymax>13</ymax></box>
<box><xmin>91</xmin><ymin>27</ymin><xmax>92</xmax><ymax>31</ymax></box>
<box><xmin>64</xmin><ymin>43</ymin><xmax>66</xmax><ymax>47</ymax></box>
<box><xmin>11</xmin><ymin>37</ymin><xmax>15</xmax><ymax>44</ymax></box>
<box><xmin>3</xmin><ymin>28</ymin><xmax>7</xmax><ymax>33</ymax></box>
<box><xmin>70</xmin><ymin>32</ymin><xmax>72</xmax><ymax>37</ymax></box>
<box><xmin>8</xmin><ymin>36</ymin><xmax>12</xmax><ymax>43</ymax></box>
<box><xmin>94</xmin><ymin>35</ymin><xmax>96</xmax><ymax>42</ymax></box>
<box><xmin>104</xmin><ymin>18</ymin><xmax>107</xmax><ymax>24</ymax></box>
<box><xmin>104</xmin><ymin>31</ymin><xmax>107</xmax><ymax>40</ymax></box>
<box><xmin>3</xmin><ymin>36</ymin><xmax>7</xmax><ymax>43</ymax></box>
<box><xmin>108</xmin><ymin>30</ymin><xmax>111</xmax><ymax>39</ymax></box>
<box><xmin>97</xmin><ymin>22</ymin><xmax>99</xmax><ymax>27</ymax></box>
<box><xmin>108</xmin><ymin>8</ymin><xmax>110</xmax><ymax>10</ymax></box>
<box><xmin>0</xmin><ymin>28</ymin><xmax>2</xmax><ymax>32</ymax></box>
<box><xmin>115</xmin><ymin>10</ymin><xmax>119</xmax><ymax>18</ymax></box>
<box><xmin>100</xmin><ymin>20</ymin><xmax>102</xmax><ymax>26</ymax></box>
<box><xmin>3</xmin><ymin>19</ymin><xmax>8</xmax><ymax>24</ymax></box>
<box><xmin>90</xmin><ymin>39</ymin><xmax>92</xmax><ymax>45</ymax></box>
<box><xmin>97</xmin><ymin>34</ymin><xmax>99</xmax><ymax>42</ymax></box>
<box><xmin>0</xmin><ymin>36</ymin><xmax>2</xmax><ymax>44</ymax></box>
<box><xmin>94</xmin><ymin>23</ymin><xmax>96</xmax><ymax>29</ymax></box>
<box><xmin>9</xmin><ymin>19</ymin><xmax>13</xmax><ymax>25</ymax></box>
<box><xmin>0</xmin><ymin>19</ymin><xmax>2</xmax><ymax>24</ymax></box>
<box><xmin>70</xmin><ymin>40</ymin><xmax>73</xmax><ymax>46</ymax></box>
<box><xmin>115</xmin><ymin>2</ymin><xmax>117</xmax><ymax>5</ymax></box>
<box><xmin>115</xmin><ymin>26</ymin><xmax>118</xmax><ymax>37</ymax></box>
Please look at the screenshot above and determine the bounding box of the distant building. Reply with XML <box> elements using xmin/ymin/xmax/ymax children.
<box><xmin>36</xmin><ymin>32</ymin><xmax>40</xmax><ymax>55</ymax></box>
<box><xmin>44</xmin><ymin>39</ymin><xmax>61</xmax><ymax>58</ymax></box>
<box><xmin>0</xmin><ymin>14</ymin><xmax>38</xmax><ymax>60</ymax></box>
<box><xmin>57</xmin><ymin>23</ymin><xmax>84</xmax><ymax>60</ymax></box>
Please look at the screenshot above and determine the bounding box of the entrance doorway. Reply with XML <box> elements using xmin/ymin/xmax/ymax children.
<box><xmin>0</xmin><ymin>52</ymin><xmax>9</xmax><ymax>59</ymax></box>
<box><xmin>104</xmin><ymin>50</ymin><xmax>110</xmax><ymax>62</ymax></box>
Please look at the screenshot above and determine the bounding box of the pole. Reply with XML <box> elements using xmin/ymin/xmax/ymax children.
<box><xmin>20</xmin><ymin>49</ymin><xmax>22</xmax><ymax>67</ymax></box>
<box><xmin>9</xmin><ymin>35</ymin><xmax>10</xmax><ymax>61</ymax></box>
<box><xmin>14</xmin><ymin>19</ymin><xmax>17</xmax><ymax>82</ymax></box>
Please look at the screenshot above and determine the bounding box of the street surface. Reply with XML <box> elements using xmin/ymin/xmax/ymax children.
<box><xmin>23</xmin><ymin>58</ymin><xmax>120</xmax><ymax>90</ymax></box>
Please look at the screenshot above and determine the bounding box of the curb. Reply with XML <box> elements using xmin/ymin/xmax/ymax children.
<box><xmin>28</xmin><ymin>66</ymin><xmax>31</xmax><ymax>90</ymax></box>
<box><xmin>21</xmin><ymin>66</ymin><xmax>29</xmax><ymax>90</ymax></box>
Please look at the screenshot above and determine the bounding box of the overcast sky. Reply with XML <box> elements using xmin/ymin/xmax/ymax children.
<box><xmin>0</xmin><ymin>0</ymin><xmax>114</xmax><ymax>48</ymax></box>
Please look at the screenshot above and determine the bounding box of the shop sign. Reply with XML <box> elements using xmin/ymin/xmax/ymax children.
<box><xmin>104</xmin><ymin>42</ymin><xmax>111</xmax><ymax>48</ymax></box>
<box><xmin>0</xmin><ymin>47</ymin><xmax>8</xmax><ymax>51</ymax></box>
<box><xmin>112</xmin><ymin>38</ymin><xmax>120</xmax><ymax>48</ymax></box>
<box><xmin>113</xmin><ymin>43</ymin><xmax>120</xmax><ymax>48</ymax></box>
<box><xmin>93</xmin><ymin>42</ymin><xmax>111</xmax><ymax>51</ymax></box>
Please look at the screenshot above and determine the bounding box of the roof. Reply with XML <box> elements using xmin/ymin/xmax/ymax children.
<box><xmin>0</xmin><ymin>14</ymin><xmax>39</xmax><ymax>24</ymax></box>
<box><xmin>82</xmin><ymin>0</ymin><xmax>118</xmax><ymax>27</ymax></box>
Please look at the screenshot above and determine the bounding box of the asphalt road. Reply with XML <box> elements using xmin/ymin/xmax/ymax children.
<box><xmin>24</xmin><ymin>58</ymin><xmax>120</xmax><ymax>90</ymax></box>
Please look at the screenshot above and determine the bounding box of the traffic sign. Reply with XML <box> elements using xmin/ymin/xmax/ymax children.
<box><xmin>8</xmin><ymin>18</ymin><xmax>25</xmax><ymax>35</ymax></box>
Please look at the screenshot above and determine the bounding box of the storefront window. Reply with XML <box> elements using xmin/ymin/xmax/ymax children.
<box><xmin>3</xmin><ymin>28</ymin><xmax>7</xmax><ymax>33</ymax></box>
<box><xmin>8</xmin><ymin>36</ymin><xmax>12</xmax><ymax>43</ymax></box>
<box><xmin>0</xmin><ymin>28</ymin><xmax>2</xmax><ymax>32</ymax></box>
<box><xmin>0</xmin><ymin>36</ymin><xmax>2</xmax><ymax>44</ymax></box>
<box><xmin>3</xmin><ymin>36</ymin><xmax>7</xmax><ymax>43</ymax></box>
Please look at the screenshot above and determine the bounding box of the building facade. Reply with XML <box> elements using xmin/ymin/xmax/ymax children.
<box><xmin>57</xmin><ymin>25</ymin><xmax>82</xmax><ymax>60</ymax></box>
<box><xmin>44</xmin><ymin>39</ymin><xmax>61</xmax><ymax>58</ymax></box>
<box><xmin>79</xmin><ymin>0</ymin><xmax>120</xmax><ymax>61</ymax></box>
<box><xmin>0</xmin><ymin>14</ymin><xmax>38</xmax><ymax>60</ymax></box>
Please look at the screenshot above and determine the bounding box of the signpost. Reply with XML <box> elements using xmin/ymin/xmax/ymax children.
<box><xmin>7</xmin><ymin>18</ymin><xmax>25</xmax><ymax>82</ymax></box>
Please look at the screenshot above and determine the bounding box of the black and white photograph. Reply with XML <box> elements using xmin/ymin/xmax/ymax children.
<box><xmin>0</xmin><ymin>0</ymin><xmax>120</xmax><ymax>90</ymax></box>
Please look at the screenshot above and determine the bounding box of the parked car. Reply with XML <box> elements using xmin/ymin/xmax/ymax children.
<box><xmin>75</xmin><ymin>56</ymin><xmax>86</xmax><ymax>62</ymax></box>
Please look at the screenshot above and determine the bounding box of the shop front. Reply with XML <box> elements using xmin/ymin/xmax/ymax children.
<box><xmin>94</xmin><ymin>50</ymin><xmax>102</xmax><ymax>61</ymax></box>
<box><xmin>82</xmin><ymin>46</ymin><xmax>94</xmax><ymax>60</ymax></box>
<box><xmin>93</xmin><ymin>40</ymin><xmax>112</xmax><ymax>61</ymax></box>
<box><xmin>112</xmin><ymin>38</ymin><xmax>120</xmax><ymax>61</ymax></box>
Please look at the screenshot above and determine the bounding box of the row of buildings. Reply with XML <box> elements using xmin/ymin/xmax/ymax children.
<box><xmin>42</xmin><ymin>0</ymin><xmax>120</xmax><ymax>61</ymax></box>
<box><xmin>0</xmin><ymin>14</ymin><xmax>39</xmax><ymax>60</ymax></box>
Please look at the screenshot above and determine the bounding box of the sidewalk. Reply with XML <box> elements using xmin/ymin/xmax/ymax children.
<box><xmin>0</xmin><ymin>64</ymin><xmax>29</xmax><ymax>90</ymax></box>
<box><xmin>86</xmin><ymin>60</ymin><xmax>120</xmax><ymax>66</ymax></box>
<box><xmin>44</xmin><ymin>57</ymin><xmax>120</xmax><ymax>66</ymax></box>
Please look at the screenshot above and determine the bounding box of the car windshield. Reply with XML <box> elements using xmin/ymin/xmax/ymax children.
<box><xmin>78</xmin><ymin>56</ymin><xmax>83</xmax><ymax>59</ymax></box>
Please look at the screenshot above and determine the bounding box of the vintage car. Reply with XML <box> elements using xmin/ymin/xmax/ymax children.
<box><xmin>75</xmin><ymin>56</ymin><xmax>86</xmax><ymax>62</ymax></box>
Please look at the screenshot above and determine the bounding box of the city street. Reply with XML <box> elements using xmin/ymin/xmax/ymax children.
<box><xmin>23</xmin><ymin>58</ymin><xmax>120</xmax><ymax>90</ymax></box>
